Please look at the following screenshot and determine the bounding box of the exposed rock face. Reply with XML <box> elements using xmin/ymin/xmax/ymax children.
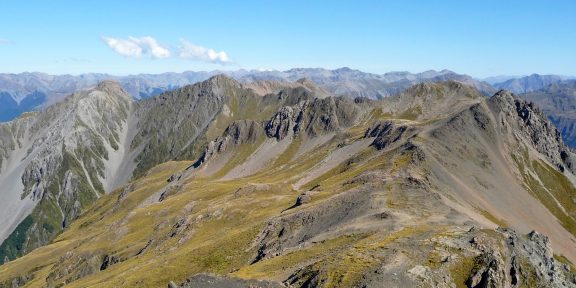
<box><xmin>265</xmin><ymin>97</ymin><xmax>361</xmax><ymax>140</ymax></box>
<box><xmin>364</xmin><ymin>121</ymin><xmax>416</xmax><ymax>150</ymax></box>
<box><xmin>490</xmin><ymin>90</ymin><xmax>575</xmax><ymax>173</ymax></box>
<box><xmin>467</xmin><ymin>228</ymin><xmax>576</xmax><ymax>288</ymax></box>
<box><xmin>265</xmin><ymin>105</ymin><xmax>303</xmax><ymax>141</ymax></box>
<box><xmin>285</xmin><ymin>228</ymin><xmax>576</xmax><ymax>288</ymax></box>
<box><xmin>196</xmin><ymin>120</ymin><xmax>262</xmax><ymax>165</ymax></box>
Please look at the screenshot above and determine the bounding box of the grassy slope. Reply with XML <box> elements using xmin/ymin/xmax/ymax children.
<box><xmin>0</xmin><ymin>108</ymin><xmax>386</xmax><ymax>287</ymax></box>
<box><xmin>511</xmin><ymin>148</ymin><xmax>576</xmax><ymax>236</ymax></box>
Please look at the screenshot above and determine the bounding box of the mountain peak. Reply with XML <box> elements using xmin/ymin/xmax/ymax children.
<box><xmin>334</xmin><ymin>67</ymin><xmax>355</xmax><ymax>72</ymax></box>
<box><xmin>490</xmin><ymin>89</ymin><xmax>515</xmax><ymax>103</ymax></box>
<box><xmin>96</xmin><ymin>79</ymin><xmax>122</xmax><ymax>89</ymax></box>
<box><xmin>406</xmin><ymin>80</ymin><xmax>480</xmax><ymax>98</ymax></box>
<box><xmin>94</xmin><ymin>80</ymin><xmax>132</xmax><ymax>101</ymax></box>
<box><xmin>206</xmin><ymin>74</ymin><xmax>241</xmax><ymax>88</ymax></box>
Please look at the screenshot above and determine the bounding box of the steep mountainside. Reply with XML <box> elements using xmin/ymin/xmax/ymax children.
<box><xmin>520</xmin><ymin>80</ymin><xmax>576</xmax><ymax>147</ymax></box>
<box><xmin>1</xmin><ymin>80</ymin><xmax>575</xmax><ymax>287</ymax></box>
<box><xmin>0</xmin><ymin>76</ymin><xmax>330</xmax><ymax>262</ymax></box>
<box><xmin>0</xmin><ymin>81</ymin><xmax>133</xmax><ymax>261</ymax></box>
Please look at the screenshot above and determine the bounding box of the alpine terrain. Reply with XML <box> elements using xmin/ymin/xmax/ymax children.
<box><xmin>0</xmin><ymin>68</ymin><xmax>495</xmax><ymax>122</ymax></box>
<box><xmin>0</xmin><ymin>75</ymin><xmax>575</xmax><ymax>288</ymax></box>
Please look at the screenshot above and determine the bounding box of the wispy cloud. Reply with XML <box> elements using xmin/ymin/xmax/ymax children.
<box><xmin>102</xmin><ymin>36</ymin><xmax>170</xmax><ymax>58</ymax></box>
<box><xmin>178</xmin><ymin>39</ymin><xmax>231</xmax><ymax>64</ymax></box>
<box><xmin>101</xmin><ymin>36</ymin><xmax>231</xmax><ymax>64</ymax></box>
<box><xmin>55</xmin><ymin>57</ymin><xmax>92</xmax><ymax>64</ymax></box>
<box><xmin>0</xmin><ymin>38</ymin><xmax>14</xmax><ymax>45</ymax></box>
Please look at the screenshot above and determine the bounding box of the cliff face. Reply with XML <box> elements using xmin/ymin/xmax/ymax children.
<box><xmin>489</xmin><ymin>90</ymin><xmax>575</xmax><ymax>173</ymax></box>
<box><xmin>265</xmin><ymin>97</ymin><xmax>361</xmax><ymax>141</ymax></box>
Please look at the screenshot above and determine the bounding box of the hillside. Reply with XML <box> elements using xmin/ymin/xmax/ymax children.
<box><xmin>0</xmin><ymin>78</ymin><xmax>575</xmax><ymax>287</ymax></box>
<box><xmin>0</xmin><ymin>76</ymin><xmax>333</xmax><ymax>262</ymax></box>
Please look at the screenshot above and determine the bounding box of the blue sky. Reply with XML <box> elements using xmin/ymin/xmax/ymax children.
<box><xmin>0</xmin><ymin>0</ymin><xmax>574</xmax><ymax>77</ymax></box>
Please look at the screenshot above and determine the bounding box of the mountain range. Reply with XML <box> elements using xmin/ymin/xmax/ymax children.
<box><xmin>3</xmin><ymin>68</ymin><xmax>576</xmax><ymax>150</ymax></box>
<box><xmin>0</xmin><ymin>75</ymin><xmax>575</xmax><ymax>287</ymax></box>
<box><xmin>492</xmin><ymin>74</ymin><xmax>576</xmax><ymax>94</ymax></box>
<box><xmin>0</xmin><ymin>68</ymin><xmax>496</xmax><ymax>120</ymax></box>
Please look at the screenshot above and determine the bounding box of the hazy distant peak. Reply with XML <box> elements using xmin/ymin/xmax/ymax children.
<box><xmin>493</xmin><ymin>74</ymin><xmax>565</xmax><ymax>94</ymax></box>
<box><xmin>96</xmin><ymin>79</ymin><xmax>122</xmax><ymax>90</ymax></box>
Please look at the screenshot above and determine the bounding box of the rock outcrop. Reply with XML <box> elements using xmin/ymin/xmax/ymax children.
<box><xmin>490</xmin><ymin>90</ymin><xmax>576</xmax><ymax>173</ymax></box>
<box><xmin>265</xmin><ymin>97</ymin><xmax>361</xmax><ymax>140</ymax></box>
<box><xmin>364</xmin><ymin>121</ymin><xmax>416</xmax><ymax>150</ymax></box>
<box><xmin>195</xmin><ymin>120</ymin><xmax>262</xmax><ymax>166</ymax></box>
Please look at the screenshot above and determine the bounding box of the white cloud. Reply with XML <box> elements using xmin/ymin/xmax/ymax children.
<box><xmin>129</xmin><ymin>36</ymin><xmax>171</xmax><ymax>58</ymax></box>
<box><xmin>102</xmin><ymin>36</ymin><xmax>170</xmax><ymax>58</ymax></box>
<box><xmin>102</xmin><ymin>37</ymin><xmax>143</xmax><ymax>57</ymax></box>
<box><xmin>0</xmin><ymin>38</ymin><xmax>13</xmax><ymax>45</ymax></box>
<box><xmin>101</xmin><ymin>36</ymin><xmax>231</xmax><ymax>65</ymax></box>
<box><xmin>178</xmin><ymin>39</ymin><xmax>231</xmax><ymax>64</ymax></box>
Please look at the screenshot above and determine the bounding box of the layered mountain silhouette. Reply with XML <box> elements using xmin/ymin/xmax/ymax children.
<box><xmin>0</xmin><ymin>76</ymin><xmax>575</xmax><ymax>287</ymax></box>
<box><xmin>4</xmin><ymin>69</ymin><xmax>576</xmax><ymax>154</ymax></box>
<box><xmin>0</xmin><ymin>68</ymin><xmax>495</xmax><ymax>121</ymax></box>
<box><xmin>492</xmin><ymin>74</ymin><xmax>573</xmax><ymax>94</ymax></box>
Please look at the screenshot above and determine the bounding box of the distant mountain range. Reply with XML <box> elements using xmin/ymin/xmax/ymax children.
<box><xmin>1</xmin><ymin>69</ymin><xmax>576</xmax><ymax>150</ymax></box>
<box><xmin>492</xmin><ymin>74</ymin><xmax>576</xmax><ymax>94</ymax></box>
<box><xmin>0</xmin><ymin>68</ymin><xmax>496</xmax><ymax>121</ymax></box>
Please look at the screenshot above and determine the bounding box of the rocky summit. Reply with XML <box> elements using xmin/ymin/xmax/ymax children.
<box><xmin>0</xmin><ymin>75</ymin><xmax>576</xmax><ymax>288</ymax></box>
